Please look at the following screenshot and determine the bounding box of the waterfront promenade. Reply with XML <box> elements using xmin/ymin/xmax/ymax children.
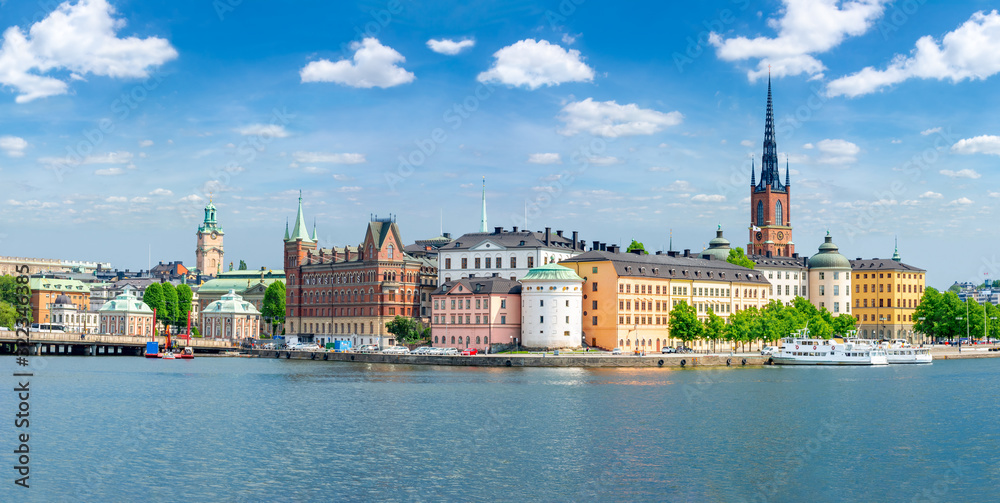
<box><xmin>0</xmin><ymin>330</ymin><xmax>238</xmax><ymax>356</ymax></box>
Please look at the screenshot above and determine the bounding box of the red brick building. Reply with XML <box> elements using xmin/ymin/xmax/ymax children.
<box><xmin>748</xmin><ymin>76</ymin><xmax>795</xmax><ymax>258</ymax></box>
<box><xmin>283</xmin><ymin>194</ymin><xmax>433</xmax><ymax>347</ymax></box>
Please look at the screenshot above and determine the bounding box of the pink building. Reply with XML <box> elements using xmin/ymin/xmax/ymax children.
<box><xmin>431</xmin><ymin>278</ymin><xmax>521</xmax><ymax>351</ymax></box>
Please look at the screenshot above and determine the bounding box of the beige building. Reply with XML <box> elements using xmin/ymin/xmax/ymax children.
<box><xmin>195</xmin><ymin>201</ymin><xmax>225</xmax><ymax>276</ymax></box>
<box><xmin>851</xmin><ymin>248</ymin><xmax>926</xmax><ymax>342</ymax></box>
<box><xmin>201</xmin><ymin>289</ymin><xmax>261</xmax><ymax>341</ymax></box>
<box><xmin>807</xmin><ymin>233</ymin><xmax>852</xmax><ymax>317</ymax></box>
<box><xmin>98</xmin><ymin>290</ymin><xmax>154</xmax><ymax>336</ymax></box>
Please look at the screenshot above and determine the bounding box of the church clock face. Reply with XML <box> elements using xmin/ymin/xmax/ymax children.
<box><xmin>755</xmin><ymin>231</ymin><xmax>762</xmax><ymax>241</ymax></box>
<box><xmin>211</xmin><ymin>231</ymin><xmax>218</xmax><ymax>239</ymax></box>
<box><xmin>777</xmin><ymin>231</ymin><xmax>784</xmax><ymax>241</ymax></box>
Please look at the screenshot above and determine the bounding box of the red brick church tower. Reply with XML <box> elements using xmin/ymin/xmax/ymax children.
<box><xmin>748</xmin><ymin>76</ymin><xmax>794</xmax><ymax>257</ymax></box>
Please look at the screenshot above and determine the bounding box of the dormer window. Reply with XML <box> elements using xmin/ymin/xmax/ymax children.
<box><xmin>519</xmin><ymin>241</ymin><xmax>525</xmax><ymax>246</ymax></box>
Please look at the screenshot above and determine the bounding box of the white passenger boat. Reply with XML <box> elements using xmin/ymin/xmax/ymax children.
<box><xmin>771</xmin><ymin>334</ymin><xmax>888</xmax><ymax>366</ymax></box>
<box><xmin>880</xmin><ymin>339</ymin><xmax>933</xmax><ymax>364</ymax></box>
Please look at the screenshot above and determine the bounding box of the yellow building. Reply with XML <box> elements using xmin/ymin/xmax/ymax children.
<box><xmin>560</xmin><ymin>248</ymin><xmax>771</xmax><ymax>352</ymax></box>
<box><xmin>850</xmin><ymin>252</ymin><xmax>926</xmax><ymax>342</ymax></box>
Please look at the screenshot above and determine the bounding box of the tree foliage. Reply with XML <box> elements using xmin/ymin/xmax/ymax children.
<box><xmin>176</xmin><ymin>284</ymin><xmax>193</xmax><ymax>330</ymax></box>
<box><xmin>727</xmin><ymin>247</ymin><xmax>755</xmax><ymax>269</ymax></box>
<box><xmin>143</xmin><ymin>283</ymin><xmax>165</xmax><ymax>319</ymax></box>
<box><xmin>238</xmin><ymin>260</ymin><xmax>247</xmax><ymax>270</ymax></box>
<box><xmin>0</xmin><ymin>275</ymin><xmax>31</xmax><ymax>322</ymax></box>
<box><xmin>161</xmin><ymin>283</ymin><xmax>179</xmax><ymax>326</ymax></box>
<box><xmin>261</xmin><ymin>281</ymin><xmax>286</xmax><ymax>336</ymax></box>
<box><xmin>385</xmin><ymin>315</ymin><xmax>425</xmax><ymax>343</ymax></box>
<box><xmin>0</xmin><ymin>301</ymin><xmax>18</xmax><ymax>330</ymax></box>
<box><xmin>626</xmin><ymin>239</ymin><xmax>648</xmax><ymax>254</ymax></box>
<box><xmin>668</xmin><ymin>301</ymin><xmax>703</xmax><ymax>343</ymax></box>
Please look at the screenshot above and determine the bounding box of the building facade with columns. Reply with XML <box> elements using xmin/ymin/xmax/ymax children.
<box><xmin>50</xmin><ymin>294</ymin><xmax>99</xmax><ymax>333</ymax></box>
<box><xmin>283</xmin><ymin>194</ymin><xmax>432</xmax><ymax>347</ymax></box>
<box><xmin>200</xmin><ymin>289</ymin><xmax>261</xmax><ymax>340</ymax></box>
<box><xmin>98</xmin><ymin>290</ymin><xmax>154</xmax><ymax>336</ymax></box>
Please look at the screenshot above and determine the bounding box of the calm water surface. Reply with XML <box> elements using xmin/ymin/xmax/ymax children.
<box><xmin>3</xmin><ymin>356</ymin><xmax>999</xmax><ymax>502</ymax></box>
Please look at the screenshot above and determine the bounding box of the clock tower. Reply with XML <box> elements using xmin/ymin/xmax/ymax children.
<box><xmin>196</xmin><ymin>200</ymin><xmax>225</xmax><ymax>276</ymax></box>
<box><xmin>749</xmin><ymin>76</ymin><xmax>794</xmax><ymax>257</ymax></box>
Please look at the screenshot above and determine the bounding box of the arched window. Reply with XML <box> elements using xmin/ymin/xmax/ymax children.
<box><xmin>388</xmin><ymin>244</ymin><xmax>394</xmax><ymax>259</ymax></box>
<box><xmin>775</xmin><ymin>200</ymin><xmax>783</xmax><ymax>226</ymax></box>
<box><xmin>756</xmin><ymin>200</ymin><xmax>765</xmax><ymax>226</ymax></box>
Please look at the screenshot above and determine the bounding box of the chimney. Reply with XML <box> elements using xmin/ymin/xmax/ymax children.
<box><xmin>593</xmin><ymin>240</ymin><xmax>600</xmax><ymax>251</ymax></box>
<box><xmin>630</xmin><ymin>248</ymin><xmax>643</xmax><ymax>255</ymax></box>
<box><xmin>494</xmin><ymin>226</ymin><xmax>502</xmax><ymax>234</ymax></box>
<box><xmin>608</xmin><ymin>245</ymin><xmax>620</xmax><ymax>254</ymax></box>
<box><xmin>545</xmin><ymin>227</ymin><xmax>551</xmax><ymax>246</ymax></box>
<box><xmin>766</xmin><ymin>251</ymin><xmax>772</xmax><ymax>258</ymax></box>
<box><xmin>683</xmin><ymin>249</ymin><xmax>690</xmax><ymax>257</ymax></box>
<box><xmin>600</xmin><ymin>243</ymin><xmax>607</xmax><ymax>251</ymax></box>
<box><xmin>572</xmin><ymin>231</ymin><xmax>578</xmax><ymax>251</ymax></box>
<box><xmin>512</xmin><ymin>226</ymin><xmax>518</xmax><ymax>233</ymax></box>
<box><xmin>655</xmin><ymin>251</ymin><xmax>663</xmax><ymax>255</ymax></box>
<box><xmin>792</xmin><ymin>253</ymin><xmax>799</xmax><ymax>258</ymax></box>
<box><xmin>556</xmin><ymin>230</ymin><xmax>563</xmax><ymax>237</ymax></box>
<box><xmin>443</xmin><ymin>232</ymin><xmax>451</xmax><ymax>239</ymax></box>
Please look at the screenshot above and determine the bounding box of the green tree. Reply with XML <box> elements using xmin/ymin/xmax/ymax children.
<box><xmin>0</xmin><ymin>275</ymin><xmax>31</xmax><ymax>322</ymax></box>
<box><xmin>191</xmin><ymin>325</ymin><xmax>201</xmax><ymax>337</ymax></box>
<box><xmin>238</xmin><ymin>260</ymin><xmax>247</xmax><ymax>270</ymax></box>
<box><xmin>913</xmin><ymin>287</ymin><xmax>944</xmax><ymax>340</ymax></box>
<box><xmin>702</xmin><ymin>309</ymin><xmax>726</xmax><ymax>347</ymax></box>
<box><xmin>947</xmin><ymin>283</ymin><xmax>961</xmax><ymax>294</ymax></box>
<box><xmin>385</xmin><ymin>315</ymin><xmax>424</xmax><ymax>343</ymax></box>
<box><xmin>261</xmin><ymin>281</ymin><xmax>286</xmax><ymax>336</ymax></box>
<box><xmin>626</xmin><ymin>239</ymin><xmax>648</xmax><ymax>254</ymax></box>
<box><xmin>726</xmin><ymin>247</ymin><xmax>755</xmax><ymax>269</ymax></box>
<box><xmin>176</xmin><ymin>284</ymin><xmax>193</xmax><ymax>332</ymax></box>
<box><xmin>0</xmin><ymin>301</ymin><xmax>17</xmax><ymax>330</ymax></box>
<box><xmin>143</xmin><ymin>283</ymin><xmax>165</xmax><ymax>334</ymax></box>
<box><xmin>161</xmin><ymin>283</ymin><xmax>179</xmax><ymax>328</ymax></box>
<box><xmin>724</xmin><ymin>307</ymin><xmax>753</xmax><ymax>348</ymax></box>
<box><xmin>831</xmin><ymin>313</ymin><xmax>857</xmax><ymax>336</ymax></box>
<box><xmin>668</xmin><ymin>301</ymin><xmax>703</xmax><ymax>344</ymax></box>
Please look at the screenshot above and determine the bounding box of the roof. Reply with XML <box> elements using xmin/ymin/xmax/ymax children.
<box><xmin>750</xmin><ymin>255</ymin><xmax>808</xmax><ymax>269</ymax></box>
<box><xmin>700</xmin><ymin>226</ymin><xmax>731</xmax><ymax>262</ymax></box>
<box><xmin>561</xmin><ymin>250</ymin><xmax>769</xmax><ymax>284</ymax></box>
<box><xmin>432</xmin><ymin>278</ymin><xmax>522</xmax><ymax>296</ymax></box>
<box><xmin>286</xmin><ymin>193</ymin><xmax>313</xmax><ymax>242</ymax></box>
<box><xmin>198</xmin><ymin>274</ymin><xmax>285</xmax><ymax>295</ymax></box>
<box><xmin>521</xmin><ymin>263</ymin><xmax>584</xmax><ymax>282</ymax></box>
<box><xmin>850</xmin><ymin>259</ymin><xmax>926</xmax><ymax>273</ymax></box>
<box><xmin>441</xmin><ymin>229</ymin><xmax>580</xmax><ymax>252</ymax></box>
<box><xmin>367</xmin><ymin>220</ymin><xmax>396</xmax><ymax>249</ymax></box>
<box><xmin>807</xmin><ymin>233</ymin><xmax>851</xmax><ymax>269</ymax></box>
<box><xmin>98</xmin><ymin>291</ymin><xmax>153</xmax><ymax>314</ymax></box>
<box><xmin>29</xmin><ymin>277</ymin><xmax>91</xmax><ymax>293</ymax></box>
<box><xmin>54</xmin><ymin>294</ymin><xmax>73</xmax><ymax>305</ymax></box>
<box><xmin>202</xmin><ymin>290</ymin><xmax>261</xmax><ymax>315</ymax></box>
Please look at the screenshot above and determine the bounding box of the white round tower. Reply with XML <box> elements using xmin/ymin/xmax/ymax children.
<box><xmin>520</xmin><ymin>263</ymin><xmax>584</xmax><ymax>349</ymax></box>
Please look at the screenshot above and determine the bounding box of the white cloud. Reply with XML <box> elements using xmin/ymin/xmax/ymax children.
<box><xmin>815</xmin><ymin>138</ymin><xmax>859</xmax><ymax>164</ymax></box>
<box><xmin>710</xmin><ymin>0</ymin><xmax>889</xmax><ymax>81</ymax></box>
<box><xmin>139</xmin><ymin>139</ymin><xmax>154</xmax><ymax>147</ymax></box>
<box><xmin>662</xmin><ymin>180</ymin><xmax>695</xmax><ymax>193</ymax></box>
<box><xmin>891</xmin><ymin>139</ymin><xmax>902</xmax><ymax>144</ymax></box>
<box><xmin>827</xmin><ymin>10</ymin><xmax>1000</xmax><ymax>97</ymax></box>
<box><xmin>302</xmin><ymin>166</ymin><xmax>328</xmax><ymax>174</ymax></box>
<box><xmin>740</xmin><ymin>139</ymin><xmax>754</xmax><ymax>147</ymax></box>
<box><xmin>939</xmin><ymin>168</ymin><xmax>981</xmax><ymax>179</ymax></box>
<box><xmin>149</xmin><ymin>188</ymin><xmax>172</xmax><ymax>196</ymax></box>
<box><xmin>338</xmin><ymin>186</ymin><xmax>362</xmax><ymax>192</ymax></box>
<box><xmin>292</xmin><ymin>151</ymin><xmax>366</xmax><ymax>164</ymax></box>
<box><xmin>951</xmin><ymin>135</ymin><xmax>1000</xmax><ymax>156</ymax></box>
<box><xmin>0</xmin><ymin>0</ymin><xmax>177</xmax><ymax>103</ymax></box>
<box><xmin>802</xmin><ymin>142</ymin><xmax>814</xmax><ymax>149</ymax></box>
<box><xmin>947</xmin><ymin>197</ymin><xmax>974</xmax><ymax>206</ymax></box>
<box><xmin>179</xmin><ymin>194</ymin><xmax>203</xmax><ymax>203</ymax></box>
<box><xmin>130</xmin><ymin>196</ymin><xmax>149</xmax><ymax>203</ymax></box>
<box><xmin>477</xmin><ymin>39</ymin><xmax>594</xmax><ymax>89</ymax></box>
<box><xmin>300</xmin><ymin>38</ymin><xmax>414</xmax><ymax>88</ymax></box>
<box><xmin>648</xmin><ymin>166</ymin><xmax>672</xmax><ymax>172</ymax></box>
<box><xmin>558</xmin><ymin>98</ymin><xmax>683</xmax><ymax>137</ymax></box>
<box><xmin>105</xmin><ymin>196</ymin><xmax>127</xmax><ymax>203</ymax></box>
<box><xmin>94</xmin><ymin>167</ymin><xmax>123</xmax><ymax>176</ymax></box>
<box><xmin>6</xmin><ymin>199</ymin><xmax>58</xmax><ymax>209</ymax></box>
<box><xmin>989</xmin><ymin>191</ymin><xmax>1000</xmax><ymax>198</ymax></box>
<box><xmin>332</xmin><ymin>174</ymin><xmax>354</xmax><ymax>182</ymax></box>
<box><xmin>920</xmin><ymin>127</ymin><xmax>942</xmax><ymax>136</ymax></box>
<box><xmin>586</xmin><ymin>156</ymin><xmax>623</xmax><ymax>166</ymax></box>
<box><xmin>692</xmin><ymin>194</ymin><xmax>726</xmax><ymax>202</ymax></box>
<box><xmin>527</xmin><ymin>153</ymin><xmax>561</xmax><ymax>164</ymax></box>
<box><xmin>919</xmin><ymin>191</ymin><xmax>943</xmax><ymax>199</ymax></box>
<box><xmin>82</xmin><ymin>151</ymin><xmax>133</xmax><ymax>164</ymax></box>
<box><xmin>426</xmin><ymin>38</ymin><xmax>475</xmax><ymax>55</ymax></box>
<box><xmin>0</xmin><ymin>135</ymin><xmax>27</xmax><ymax>157</ymax></box>
<box><xmin>236</xmin><ymin>124</ymin><xmax>289</xmax><ymax>138</ymax></box>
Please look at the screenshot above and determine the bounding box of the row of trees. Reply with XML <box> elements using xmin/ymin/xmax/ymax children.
<box><xmin>142</xmin><ymin>282</ymin><xmax>194</xmax><ymax>335</ymax></box>
<box><xmin>261</xmin><ymin>281</ymin><xmax>286</xmax><ymax>337</ymax></box>
<box><xmin>914</xmin><ymin>287</ymin><xmax>1000</xmax><ymax>341</ymax></box>
<box><xmin>667</xmin><ymin>297</ymin><xmax>857</xmax><ymax>348</ymax></box>
<box><xmin>0</xmin><ymin>275</ymin><xmax>30</xmax><ymax>330</ymax></box>
<box><xmin>385</xmin><ymin>315</ymin><xmax>430</xmax><ymax>343</ymax></box>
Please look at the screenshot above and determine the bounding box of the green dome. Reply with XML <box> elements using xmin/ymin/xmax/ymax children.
<box><xmin>521</xmin><ymin>263</ymin><xmax>584</xmax><ymax>282</ymax></box>
<box><xmin>98</xmin><ymin>291</ymin><xmax>153</xmax><ymax>314</ymax></box>
<box><xmin>702</xmin><ymin>225</ymin><xmax>731</xmax><ymax>261</ymax></box>
<box><xmin>808</xmin><ymin>233</ymin><xmax>851</xmax><ymax>269</ymax></box>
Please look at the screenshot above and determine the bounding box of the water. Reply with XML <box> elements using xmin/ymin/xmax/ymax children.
<box><xmin>3</xmin><ymin>356</ymin><xmax>999</xmax><ymax>502</ymax></box>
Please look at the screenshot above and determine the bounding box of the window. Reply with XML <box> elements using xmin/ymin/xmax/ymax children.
<box><xmin>756</xmin><ymin>200</ymin><xmax>765</xmax><ymax>226</ymax></box>
<box><xmin>834</xmin><ymin>302</ymin><xmax>840</xmax><ymax>313</ymax></box>
<box><xmin>834</xmin><ymin>285</ymin><xmax>840</xmax><ymax>296</ymax></box>
<box><xmin>527</xmin><ymin>256</ymin><xmax>534</xmax><ymax>268</ymax></box>
<box><xmin>387</xmin><ymin>244</ymin><xmax>394</xmax><ymax>259</ymax></box>
<box><xmin>466</xmin><ymin>299</ymin><xmax>471</xmax><ymax>309</ymax></box>
<box><xmin>501</xmin><ymin>315</ymin><xmax>506</xmax><ymax>324</ymax></box>
<box><xmin>539</xmin><ymin>300</ymin><xmax>544</xmax><ymax>307</ymax></box>
<box><xmin>450</xmin><ymin>299</ymin><xmax>455</xmax><ymax>309</ymax></box>
<box><xmin>819</xmin><ymin>285</ymin><xmax>825</xmax><ymax>295</ymax></box>
<box><xmin>833</xmin><ymin>271</ymin><xmax>839</xmax><ymax>280</ymax></box>
<box><xmin>592</xmin><ymin>266</ymin><xmax>598</xmax><ymax>273</ymax></box>
<box><xmin>592</xmin><ymin>316</ymin><xmax>598</xmax><ymax>325</ymax></box>
<box><xmin>592</xmin><ymin>282</ymin><xmax>598</xmax><ymax>292</ymax></box>
<box><xmin>476</xmin><ymin>299</ymin><xmax>481</xmax><ymax>309</ymax></box>
<box><xmin>461</xmin><ymin>258</ymin><xmax>468</xmax><ymax>269</ymax></box>
<box><xmin>485</xmin><ymin>257</ymin><xmax>492</xmax><ymax>269</ymax></box>
<box><xmin>819</xmin><ymin>272</ymin><xmax>825</xmax><ymax>280</ymax></box>
<box><xmin>510</xmin><ymin>257</ymin><xmax>517</xmax><ymax>268</ymax></box>
<box><xmin>540</xmin><ymin>316</ymin><xmax>544</xmax><ymax>323</ymax></box>
<box><xmin>592</xmin><ymin>300</ymin><xmax>597</xmax><ymax>309</ymax></box>
<box><xmin>565</xmin><ymin>316</ymin><xmax>569</xmax><ymax>323</ymax></box>
<box><xmin>501</xmin><ymin>299</ymin><xmax>506</xmax><ymax>308</ymax></box>
<box><xmin>474</xmin><ymin>258</ymin><xmax>481</xmax><ymax>269</ymax></box>
<box><xmin>565</xmin><ymin>300</ymin><xmax>569</xmax><ymax>307</ymax></box>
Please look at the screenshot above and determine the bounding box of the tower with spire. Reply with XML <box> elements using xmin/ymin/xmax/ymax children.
<box><xmin>196</xmin><ymin>198</ymin><xmax>225</xmax><ymax>276</ymax></box>
<box><xmin>479</xmin><ymin>176</ymin><xmax>488</xmax><ymax>232</ymax></box>
<box><xmin>748</xmin><ymin>75</ymin><xmax>794</xmax><ymax>257</ymax></box>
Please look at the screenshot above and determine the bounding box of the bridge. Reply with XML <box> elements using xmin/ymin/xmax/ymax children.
<box><xmin>0</xmin><ymin>331</ymin><xmax>239</xmax><ymax>356</ymax></box>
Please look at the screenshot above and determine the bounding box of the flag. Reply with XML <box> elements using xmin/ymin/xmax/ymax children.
<box><xmin>751</xmin><ymin>225</ymin><xmax>761</xmax><ymax>232</ymax></box>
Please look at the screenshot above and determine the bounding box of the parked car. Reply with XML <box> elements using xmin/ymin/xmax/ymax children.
<box><xmin>677</xmin><ymin>346</ymin><xmax>694</xmax><ymax>354</ymax></box>
<box><xmin>356</xmin><ymin>345</ymin><xmax>379</xmax><ymax>353</ymax></box>
<box><xmin>460</xmin><ymin>348</ymin><xmax>479</xmax><ymax>355</ymax></box>
<box><xmin>440</xmin><ymin>347</ymin><xmax>459</xmax><ymax>355</ymax></box>
<box><xmin>760</xmin><ymin>346</ymin><xmax>777</xmax><ymax>355</ymax></box>
<box><xmin>300</xmin><ymin>344</ymin><xmax>321</xmax><ymax>352</ymax></box>
<box><xmin>661</xmin><ymin>346</ymin><xmax>676</xmax><ymax>354</ymax></box>
<box><xmin>382</xmin><ymin>346</ymin><xmax>410</xmax><ymax>354</ymax></box>
<box><xmin>410</xmin><ymin>347</ymin><xmax>431</xmax><ymax>355</ymax></box>
<box><xmin>611</xmin><ymin>347</ymin><xmax>622</xmax><ymax>355</ymax></box>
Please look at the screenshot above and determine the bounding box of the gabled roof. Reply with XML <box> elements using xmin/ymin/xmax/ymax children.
<box><xmin>749</xmin><ymin>255</ymin><xmax>808</xmax><ymax>269</ymax></box>
<box><xmin>850</xmin><ymin>259</ymin><xmax>925</xmax><ymax>273</ymax></box>
<box><xmin>441</xmin><ymin>229</ymin><xmax>579</xmax><ymax>252</ymax></box>
<box><xmin>561</xmin><ymin>250</ymin><xmax>769</xmax><ymax>284</ymax></box>
<box><xmin>432</xmin><ymin>278</ymin><xmax>522</xmax><ymax>296</ymax></box>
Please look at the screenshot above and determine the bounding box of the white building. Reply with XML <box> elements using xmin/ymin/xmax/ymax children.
<box><xmin>807</xmin><ymin>232</ymin><xmax>852</xmax><ymax>316</ymax></box>
<box><xmin>752</xmin><ymin>256</ymin><xmax>809</xmax><ymax>305</ymax></box>
<box><xmin>437</xmin><ymin>226</ymin><xmax>586</xmax><ymax>285</ymax></box>
<box><xmin>98</xmin><ymin>290</ymin><xmax>155</xmax><ymax>336</ymax></box>
<box><xmin>200</xmin><ymin>289</ymin><xmax>261</xmax><ymax>341</ymax></box>
<box><xmin>50</xmin><ymin>294</ymin><xmax>99</xmax><ymax>334</ymax></box>
<box><xmin>520</xmin><ymin>263</ymin><xmax>584</xmax><ymax>349</ymax></box>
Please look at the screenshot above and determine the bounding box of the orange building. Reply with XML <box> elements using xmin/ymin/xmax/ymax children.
<box><xmin>851</xmin><ymin>251</ymin><xmax>926</xmax><ymax>342</ymax></box>
<box><xmin>28</xmin><ymin>276</ymin><xmax>91</xmax><ymax>325</ymax></box>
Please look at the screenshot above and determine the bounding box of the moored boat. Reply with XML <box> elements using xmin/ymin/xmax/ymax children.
<box><xmin>144</xmin><ymin>341</ymin><xmax>160</xmax><ymax>359</ymax></box>
<box><xmin>178</xmin><ymin>347</ymin><xmax>195</xmax><ymax>359</ymax></box>
<box><xmin>771</xmin><ymin>331</ymin><xmax>888</xmax><ymax>366</ymax></box>
<box><xmin>880</xmin><ymin>339</ymin><xmax>933</xmax><ymax>364</ymax></box>
<box><xmin>161</xmin><ymin>351</ymin><xmax>176</xmax><ymax>360</ymax></box>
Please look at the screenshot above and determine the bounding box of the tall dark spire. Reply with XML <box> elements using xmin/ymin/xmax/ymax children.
<box><xmin>785</xmin><ymin>157</ymin><xmax>790</xmax><ymax>187</ymax></box>
<box><xmin>750</xmin><ymin>155</ymin><xmax>756</xmax><ymax>186</ymax></box>
<box><xmin>756</xmin><ymin>74</ymin><xmax>785</xmax><ymax>193</ymax></box>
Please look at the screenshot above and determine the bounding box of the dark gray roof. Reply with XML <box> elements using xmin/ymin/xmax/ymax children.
<box><xmin>432</xmin><ymin>278</ymin><xmax>522</xmax><ymax>296</ymax></box>
<box><xmin>749</xmin><ymin>255</ymin><xmax>808</xmax><ymax>269</ymax></box>
<box><xmin>561</xmin><ymin>250</ymin><xmax>770</xmax><ymax>285</ymax></box>
<box><xmin>850</xmin><ymin>259</ymin><xmax>925</xmax><ymax>273</ymax></box>
<box><xmin>441</xmin><ymin>229</ymin><xmax>579</xmax><ymax>251</ymax></box>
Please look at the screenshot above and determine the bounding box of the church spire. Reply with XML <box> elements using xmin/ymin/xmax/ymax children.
<box><xmin>750</xmin><ymin>155</ymin><xmax>756</xmax><ymax>186</ymax></box>
<box><xmin>892</xmin><ymin>236</ymin><xmax>901</xmax><ymax>262</ymax></box>
<box><xmin>785</xmin><ymin>157</ymin><xmax>790</xmax><ymax>187</ymax></box>
<box><xmin>284</xmin><ymin>218</ymin><xmax>289</xmax><ymax>240</ymax></box>
<box><xmin>479</xmin><ymin>176</ymin><xmax>488</xmax><ymax>232</ymax></box>
<box><xmin>757</xmin><ymin>74</ymin><xmax>784</xmax><ymax>192</ymax></box>
<box><xmin>287</xmin><ymin>190</ymin><xmax>313</xmax><ymax>242</ymax></box>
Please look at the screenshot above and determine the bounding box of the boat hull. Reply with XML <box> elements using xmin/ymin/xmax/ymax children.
<box><xmin>771</xmin><ymin>356</ymin><xmax>887</xmax><ymax>366</ymax></box>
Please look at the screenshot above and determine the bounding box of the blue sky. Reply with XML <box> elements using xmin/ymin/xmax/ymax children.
<box><xmin>2</xmin><ymin>0</ymin><xmax>1000</xmax><ymax>288</ymax></box>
